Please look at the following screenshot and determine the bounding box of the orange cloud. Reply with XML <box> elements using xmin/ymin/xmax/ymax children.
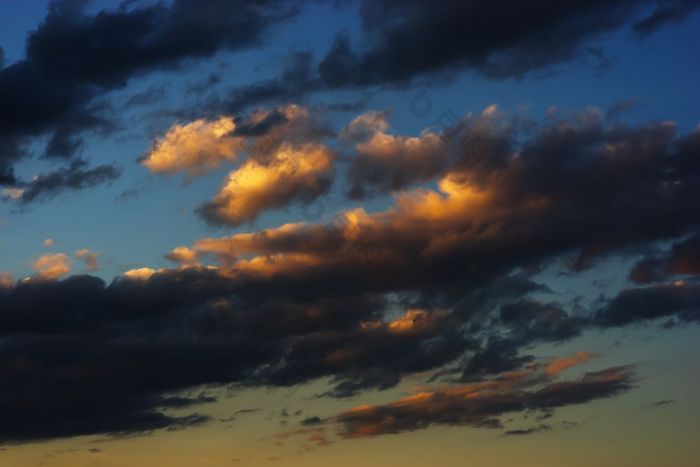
<box><xmin>31</xmin><ymin>253</ymin><xmax>71</xmax><ymax>280</ymax></box>
<box><xmin>142</xmin><ymin>116</ymin><xmax>241</xmax><ymax>176</ymax></box>
<box><xmin>0</xmin><ymin>272</ymin><xmax>13</xmax><ymax>288</ymax></box>
<box><xmin>166</xmin><ymin>246</ymin><xmax>200</xmax><ymax>267</ymax></box>
<box><xmin>198</xmin><ymin>143</ymin><xmax>334</xmax><ymax>226</ymax></box>
<box><xmin>334</xmin><ymin>356</ymin><xmax>634</xmax><ymax>438</ymax></box>
<box><xmin>345</xmin><ymin>106</ymin><xmax>511</xmax><ymax>197</ymax></box>
<box><xmin>384</xmin><ymin>309</ymin><xmax>448</xmax><ymax>335</ymax></box>
<box><xmin>169</xmin><ymin>168</ymin><xmax>503</xmax><ymax>280</ymax></box>
<box><xmin>544</xmin><ymin>351</ymin><xmax>595</xmax><ymax>376</ymax></box>
<box><xmin>141</xmin><ymin>105</ymin><xmax>316</xmax><ymax>177</ymax></box>
<box><xmin>123</xmin><ymin>267</ymin><xmax>160</xmax><ymax>281</ymax></box>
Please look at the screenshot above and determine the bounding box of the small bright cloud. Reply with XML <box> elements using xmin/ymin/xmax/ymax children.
<box><xmin>31</xmin><ymin>253</ymin><xmax>71</xmax><ymax>280</ymax></box>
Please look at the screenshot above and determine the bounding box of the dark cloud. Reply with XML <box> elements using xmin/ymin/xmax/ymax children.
<box><xmin>0</xmin><ymin>264</ymin><xmax>552</xmax><ymax>443</ymax></box>
<box><xmin>633</xmin><ymin>0</ymin><xmax>700</xmax><ymax>36</ymax></box>
<box><xmin>504</xmin><ymin>424</ymin><xmax>552</xmax><ymax>436</ymax></box>
<box><xmin>2</xmin><ymin>107</ymin><xmax>700</xmax><ymax>444</ymax></box>
<box><xmin>194</xmin><ymin>108</ymin><xmax>700</xmax><ymax>282</ymax></box>
<box><xmin>595</xmin><ymin>282</ymin><xmax>700</xmax><ymax>326</ymax></box>
<box><xmin>7</xmin><ymin>159</ymin><xmax>121</xmax><ymax>205</ymax></box>
<box><xmin>343</xmin><ymin>108</ymin><xmax>512</xmax><ymax>198</ymax></box>
<box><xmin>301</xmin><ymin>416</ymin><xmax>322</xmax><ymax>426</ymax></box>
<box><xmin>630</xmin><ymin>233</ymin><xmax>700</xmax><ymax>283</ymax></box>
<box><xmin>642</xmin><ymin>399</ymin><xmax>675</xmax><ymax>407</ymax></box>
<box><xmin>224</xmin><ymin>0</ymin><xmax>698</xmax><ymax>110</ymax></box>
<box><xmin>231</xmin><ymin>109</ymin><xmax>290</xmax><ymax>137</ymax></box>
<box><xmin>225</xmin><ymin>51</ymin><xmax>316</xmax><ymax>113</ymax></box>
<box><xmin>0</xmin><ymin>0</ymin><xmax>305</xmax><ymax>190</ymax></box>
<box><xmin>339</xmin><ymin>0</ymin><xmax>694</xmax><ymax>83</ymax></box>
<box><xmin>333</xmin><ymin>365</ymin><xmax>635</xmax><ymax>438</ymax></box>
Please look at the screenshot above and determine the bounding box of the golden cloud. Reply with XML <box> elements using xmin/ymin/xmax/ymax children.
<box><xmin>198</xmin><ymin>142</ymin><xmax>334</xmax><ymax>226</ymax></box>
<box><xmin>31</xmin><ymin>253</ymin><xmax>72</xmax><ymax>280</ymax></box>
<box><xmin>142</xmin><ymin>116</ymin><xmax>240</xmax><ymax>176</ymax></box>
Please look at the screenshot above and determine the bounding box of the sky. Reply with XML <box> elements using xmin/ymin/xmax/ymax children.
<box><xmin>0</xmin><ymin>1</ymin><xmax>700</xmax><ymax>466</ymax></box>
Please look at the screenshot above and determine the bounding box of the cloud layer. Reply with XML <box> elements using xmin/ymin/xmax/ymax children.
<box><xmin>1</xmin><ymin>105</ymin><xmax>699</xmax><ymax>445</ymax></box>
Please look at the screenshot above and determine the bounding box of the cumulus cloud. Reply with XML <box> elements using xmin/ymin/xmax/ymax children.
<box><xmin>166</xmin><ymin>246</ymin><xmax>201</xmax><ymax>267</ymax></box>
<box><xmin>142</xmin><ymin>105</ymin><xmax>325</xmax><ymax>177</ymax></box>
<box><xmin>344</xmin><ymin>106</ymin><xmax>511</xmax><ymax>198</ymax></box>
<box><xmin>198</xmin><ymin>143</ymin><xmax>334</xmax><ymax>226</ymax></box>
<box><xmin>343</xmin><ymin>112</ymin><xmax>446</xmax><ymax>198</ymax></box>
<box><xmin>141</xmin><ymin>117</ymin><xmax>241</xmax><ymax>176</ymax></box>
<box><xmin>31</xmin><ymin>253</ymin><xmax>72</xmax><ymax>280</ymax></box>
<box><xmin>123</xmin><ymin>267</ymin><xmax>161</xmax><ymax>281</ymax></box>
<box><xmin>166</xmin><ymin>108</ymin><xmax>700</xmax><ymax>307</ymax></box>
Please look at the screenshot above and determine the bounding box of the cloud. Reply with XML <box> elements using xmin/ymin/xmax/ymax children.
<box><xmin>75</xmin><ymin>248</ymin><xmax>99</xmax><ymax>271</ymax></box>
<box><xmin>125</xmin><ymin>85</ymin><xmax>168</xmax><ymax>108</ymax></box>
<box><xmin>0</xmin><ymin>0</ymin><xmax>306</xmax><ymax>190</ymax></box>
<box><xmin>504</xmin><ymin>424</ymin><xmax>552</xmax><ymax>436</ymax></box>
<box><xmin>166</xmin><ymin>246</ymin><xmax>201</xmax><ymax>267</ymax></box>
<box><xmin>596</xmin><ymin>282</ymin><xmax>700</xmax><ymax>326</ymax></box>
<box><xmin>318</xmin><ymin>1</ymin><xmax>648</xmax><ymax>85</ymax></box>
<box><xmin>181</xmin><ymin>108</ymin><xmax>700</xmax><ymax>286</ymax></box>
<box><xmin>4</xmin><ymin>159</ymin><xmax>121</xmax><ymax>205</ymax></box>
<box><xmin>344</xmin><ymin>106</ymin><xmax>511</xmax><ymax>198</ymax></box>
<box><xmin>2</xmin><ymin>107</ymin><xmax>700</xmax><ymax>444</ymax></box>
<box><xmin>223</xmin><ymin>1</ymin><xmax>699</xmax><ymax>110</ymax></box>
<box><xmin>544</xmin><ymin>352</ymin><xmax>596</xmax><ymax>376</ymax></box>
<box><xmin>123</xmin><ymin>267</ymin><xmax>161</xmax><ymax>281</ymax></box>
<box><xmin>343</xmin><ymin>111</ymin><xmax>446</xmax><ymax>198</ymax></box>
<box><xmin>633</xmin><ymin>0</ymin><xmax>700</xmax><ymax>36</ymax></box>
<box><xmin>198</xmin><ymin>142</ymin><xmax>334</xmax><ymax>227</ymax></box>
<box><xmin>225</xmin><ymin>51</ymin><xmax>317</xmax><ymax>113</ymax></box>
<box><xmin>642</xmin><ymin>399</ymin><xmax>675</xmax><ymax>408</ymax></box>
<box><xmin>0</xmin><ymin>271</ymin><xmax>377</xmax><ymax>442</ymax></box>
<box><xmin>0</xmin><ymin>272</ymin><xmax>12</xmax><ymax>288</ymax></box>
<box><xmin>141</xmin><ymin>117</ymin><xmax>241</xmax><ymax>176</ymax></box>
<box><xmin>31</xmin><ymin>253</ymin><xmax>72</xmax><ymax>280</ymax></box>
<box><xmin>333</xmin><ymin>360</ymin><xmax>634</xmax><ymax>438</ymax></box>
<box><xmin>630</xmin><ymin>233</ymin><xmax>700</xmax><ymax>283</ymax></box>
<box><xmin>43</xmin><ymin>238</ymin><xmax>54</xmax><ymax>248</ymax></box>
<box><xmin>141</xmin><ymin>105</ymin><xmax>326</xmax><ymax>177</ymax></box>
